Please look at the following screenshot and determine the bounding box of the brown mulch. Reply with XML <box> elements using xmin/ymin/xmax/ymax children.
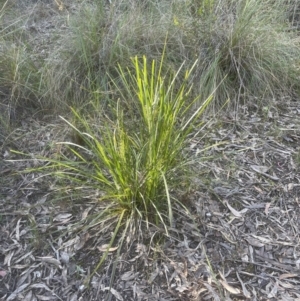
<box><xmin>1</xmin><ymin>97</ymin><xmax>300</xmax><ymax>301</ymax></box>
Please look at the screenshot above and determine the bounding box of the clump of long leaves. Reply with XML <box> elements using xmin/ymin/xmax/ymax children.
<box><xmin>45</xmin><ymin>55</ymin><xmax>212</xmax><ymax>281</ymax></box>
<box><xmin>58</xmin><ymin>55</ymin><xmax>211</xmax><ymax>229</ymax></box>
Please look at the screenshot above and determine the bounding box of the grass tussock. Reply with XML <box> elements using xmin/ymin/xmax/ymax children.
<box><xmin>175</xmin><ymin>0</ymin><xmax>300</xmax><ymax>108</ymax></box>
<box><xmin>45</xmin><ymin>1</ymin><xmax>179</xmax><ymax>108</ymax></box>
<box><xmin>0</xmin><ymin>2</ymin><xmax>47</xmax><ymax>112</ymax></box>
<box><xmin>51</xmin><ymin>55</ymin><xmax>210</xmax><ymax>229</ymax></box>
<box><xmin>0</xmin><ymin>44</ymin><xmax>43</xmax><ymax>104</ymax></box>
<box><xmin>36</xmin><ymin>55</ymin><xmax>212</xmax><ymax>278</ymax></box>
<box><xmin>37</xmin><ymin>0</ymin><xmax>300</xmax><ymax>111</ymax></box>
<box><xmin>1</xmin><ymin>0</ymin><xmax>299</xmax><ymax>112</ymax></box>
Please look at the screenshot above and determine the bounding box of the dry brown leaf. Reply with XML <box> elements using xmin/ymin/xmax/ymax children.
<box><xmin>16</xmin><ymin>270</ymin><xmax>31</xmax><ymax>288</ymax></box>
<box><xmin>250</xmin><ymin>165</ymin><xmax>279</xmax><ymax>180</ymax></box>
<box><xmin>81</xmin><ymin>207</ymin><xmax>92</xmax><ymax>220</ymax></box>
<box><xmin>35</xmin><ymin>295</ymin><xmax>57</xmax><ymax>300</ymax></box>
<box><xmin>69</xmin><ymin>293</ymin><xmax>78</xmax><ymax>301</ymax></box>
<box><xmin>74</xmin><ymin>232</ymin><xmax>90</xmax><ymax>250</ymax></box>
<box><xmin>251</xmin><ymin>234</ymin><xmax>272</xmax><ymax>244</ymax></box>
<box><xmin>245</xmin><ymin>237</ymin><xmax>265</xmax><ymax>248</ymax></box>
<box><xmin>53</xmin><ymin>213</ymin><xmax>72</xmax><ymax>222</ymax></box>
<box><xmin>97</xmin><ymin>244</ymin><xmax>118</xmax><ymax>252</ymax></box>
<box><xmin>250</xmin><ymin>165</ymin><xmax>270</xmax><ymax>174</ymax></box>
<box><xmin>236</xmin><ymin>272</ymin><xmax>251</xmax><ymax>298</ymax></box>
<box><xmin>23</xmin><ymin>290</ymin><xmax>34</xmax><ymax>301</ymax></box>
<box><xmin>278</xmin><ymin>280</ymin><xmax>295</xmax><ymax>289</ymax></box>
<box><xmin>203</xmin><ymin>283</ymin><xmax>221</xmax><ymax>301</ymax></box>
<box><xmin>54</xmin><ymin>0</ymin><xmax>64</xmax><ymax>10</ymax></box>
<box><xmin>102</xmin><ymin>287</ymin><xmax>124</xmax><ymax>301</ymax></box>
<box><xmin>265</xmin><ymin>202</ymin><xmax>271</xmax><ymax>215</ymax></box>
<box><xmin>279</xmin><ymin>273</ymin><xmax>298</xmax><ymax>280</ymax></box>
<box><xmin>120</xmin><ymin>271</ymin><xmax>138</xmax><ymax>281</ymax></box>
<box><xmin>7</xmin><ymin>283</ymin><xmax>30</xmax><ymax>301</ymax></box>
<box><xmin>148</xmin><ymin>270</ymin><xmax>159</xmax><ymax>283</ymax></box>
<box><xmin>37</xmin><ymin>195</ymin><xmax>47</xmax><ymax>204</ymax></box>
<box><xmin>62</xmin><ymin>236</ymin><xmax>80</xmax><ymax>248</ymax></box>
<box><xmin>60</xmin><ymin>251</ymin><xmax>70</xmax><ymax>264</ymax></box>
<box><xmin>225</xmin><ymin>201</ymin><xmax>248</xmax><ymax>218</ymax></box>
<box><xmin>15</xmin><ymin>251</ymin><xmax>33</xmax><ymax>264</ymax></box>
<box><xmin>219</xmin><ymin>279</ymin><xmax>241</xmax><ymax>295</ymax></box>
<box><xmin>4</xmin><ymin>250</ymin><xmax>15</xmax><ymax>267</ymax></box>
<box><xmin>176</xmin><ymin>284</ymin><xmax>189</xmax><ymax>293</ymax></box>
<box><xmin>37</xmin><ymin>256</ymin><xmax>62</xmax><ymax>268</ymax></box>
<box><xmin>267</xmin><ymin>280</ymin><xmax>279</xmax><ymax>298</ymax></box>
<box><xmin>16</xmin><ymin>218</ymin><xmax>21</xmax><ymax>241</ymax></box>
<box><xmin>30</xmin><ymin>283</ymin><xmax>52</xmax><ymax>291</ymax></box>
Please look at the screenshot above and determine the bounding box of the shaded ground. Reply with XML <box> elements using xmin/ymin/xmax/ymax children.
<box><xmin>1</xmin><ymin>1</ymin><xmax>300</xmax><ymax>301</ymax></box>
<box><xmin>1</xmin><ymin>97</ymin><xmax>300</xmax><ymax>301</ymax></box>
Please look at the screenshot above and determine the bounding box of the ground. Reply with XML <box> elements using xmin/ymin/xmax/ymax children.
<box><xmin>1</xmin><ymin>1</ymin><xmax>300</xmax><ymax>301</ymax></box>
<box><xmin>1</xmin><ymin>98</ymin><xmax>300</xmax><ymax>300</ymax></box>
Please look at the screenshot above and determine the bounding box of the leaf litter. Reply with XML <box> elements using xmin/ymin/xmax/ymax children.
<box><xmin>2</xmin><ymin>97</ymin><xmax>300</xmax><ymax>301</ymax></box>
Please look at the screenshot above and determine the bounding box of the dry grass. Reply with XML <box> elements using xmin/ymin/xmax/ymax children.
<box><xmin>1</xmin><ymin>0</ymin><xmax>299</xmax><ymax>113</ymax></box>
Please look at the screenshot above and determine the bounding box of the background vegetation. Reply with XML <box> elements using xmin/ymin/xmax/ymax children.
<box><xmin>1</xmin><ymin>0</ymin><xmax>299</xmax><ymax>113</ymax></box>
